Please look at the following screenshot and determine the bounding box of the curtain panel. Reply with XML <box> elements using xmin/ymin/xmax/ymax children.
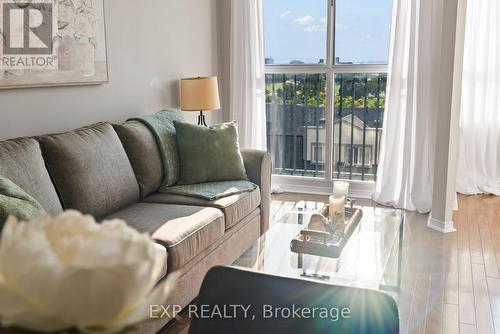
<box><xmin>373</xmin><ymin>0</ymin><xmax>443</xmax><ymax>213</ymax></box>
<box><xmin>229</xmin><ymin>0</ymin><xmax>267</xmax><ymax>150</ymax></box>
<box><xmin>456</xmin><ymin>0</ymin><xmax>500</xmax><ymax>195</ymax></box>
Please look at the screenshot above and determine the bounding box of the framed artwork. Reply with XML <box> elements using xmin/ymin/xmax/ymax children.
<box><xmin>0</xmin><ymin>0</ymin><xmax>108</xmax><ymax>89</ymax></box>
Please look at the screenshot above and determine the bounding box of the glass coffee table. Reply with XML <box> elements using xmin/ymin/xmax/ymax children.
<box><xmin>232</xmin><ymin>200</ymin><xmax>404</xmax><ymax>291</ymax></box>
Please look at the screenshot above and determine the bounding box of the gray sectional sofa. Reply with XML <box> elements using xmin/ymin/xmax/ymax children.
<box><xmin>0</xmin><ymin>121</ymin><xmax>271</xmax><ymax>333</ymax></box>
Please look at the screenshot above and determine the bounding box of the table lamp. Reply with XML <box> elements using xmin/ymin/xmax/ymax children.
<box><xmin>180</xmin><ymin>76</ymin><xmax>221</xmax><ymax>126</ymax></box>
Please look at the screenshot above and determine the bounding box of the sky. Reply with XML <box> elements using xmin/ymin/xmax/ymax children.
<box><xmin>264</xmin><ymin>0</ymin><xmax>393</xmax><ymax>65</ymax></box>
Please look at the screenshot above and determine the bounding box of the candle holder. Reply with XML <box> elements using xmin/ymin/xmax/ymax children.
<box><xmin>313</xmin><ymin>196</ymin><xmax>356</xmax><ymax>234</ymax></box>
<box><xmin>332</xmin><ymin>181</ymin><xmax>349</xmax><ymax>198</ymax></box>
<box><xmin>328</xmin><ymin>195</ymin><xmax>346</xmax><ymax>227</ymax></box>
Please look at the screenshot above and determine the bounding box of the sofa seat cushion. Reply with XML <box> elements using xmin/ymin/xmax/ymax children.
<box><xmin>0</xmin><ymin>138</ymin><xmax>63</xmax><ymax>215</ymax></box>
<box><xmin>39</xmin><ymin>123</ymin><xmax>140</xmax><ymax>218</ymax></box>
<box><xmin>143</xmin><ymin>188</ymin><xmax>261</xmax><ymax>230</ymax></box>
<box><xmin>104</xmin><ymin>203</ymin><xmax>224</xmax><ymax>271</ymax></box>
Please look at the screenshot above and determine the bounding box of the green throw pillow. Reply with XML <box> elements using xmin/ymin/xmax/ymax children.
<box><xmin>174</xmin><ymin>121</ymin><xmax>248</xmax><ymax>185</ymax></box>
<box><xmin>0</xmin><ymin>176</ymin><xmax>46</xmax><ymax>228</ymax></box>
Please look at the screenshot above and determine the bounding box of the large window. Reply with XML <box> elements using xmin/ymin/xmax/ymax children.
<box><xmin>264</xmin><ymin>0</ymin><xmax>392</xmax><ymax>182</ymax></box>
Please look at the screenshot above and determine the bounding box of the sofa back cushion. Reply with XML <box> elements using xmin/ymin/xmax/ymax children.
<box><xmin>114</xmin><ymin>121</ymin><xmax>162</xmax><ymax>198</ymax></box>
<box><xmin>39</xmin><ymin>123</ymin><xmax>139</xmax><ymax>218</ymax></box>
<box><xmin>0</xmin><ymin>138</ymin><xmax>63</xmax><ymax>215</ymax></box>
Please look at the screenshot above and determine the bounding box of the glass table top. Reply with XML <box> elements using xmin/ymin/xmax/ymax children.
<box><xmin>232</xmin><ymin>201</ymin><xmax>404</xmax><ymax>290</ymax></box>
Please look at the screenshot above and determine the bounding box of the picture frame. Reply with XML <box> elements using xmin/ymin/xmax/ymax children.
<box><xmin>0</xmin><ymin>0</ymin><xmax>109</xmax><ymax>89</ymax></box>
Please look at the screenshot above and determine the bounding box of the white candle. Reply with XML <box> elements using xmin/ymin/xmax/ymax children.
<box><xmin>329</xmin><ymin>195</ymin><xmax>346</xmax><ymax>225</ymax></box>
<box><xmin>333</xmin><ymin>181</ymin><xmax>349</xmax><ymax>198</ymax></box>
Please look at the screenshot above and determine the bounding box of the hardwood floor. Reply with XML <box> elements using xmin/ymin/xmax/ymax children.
<box><xmin>163</xmin><ymin>193</ymin><xmax>500</xmax><ymax>334</ymax></box>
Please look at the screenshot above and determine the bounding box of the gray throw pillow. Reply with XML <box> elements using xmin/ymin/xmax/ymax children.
<box><xmin>0</xmin><ymin>176</ymin><xmax>46</xmax><ymax>227</ymax></box>
<box><xmin>174</xmin><ymin>121</ymin><xmax>248</xmax><ymax>185</ymax></box>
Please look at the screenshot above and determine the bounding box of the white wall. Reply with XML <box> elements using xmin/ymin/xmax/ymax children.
<box><xmin>429</xmin><ymin>0</ymin><xmax>464</xmax><ymax>232</ymax></box>
<box><xmin>0</xmin><ymin>0</ymin><xmax>221</xmax><ymax>140</ymax></box>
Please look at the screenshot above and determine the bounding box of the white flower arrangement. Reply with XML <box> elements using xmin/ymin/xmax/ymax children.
<box><xmin>0</xmin><ymin>211</ymin><xmax>174</xmax><ymax>333</ymax></box>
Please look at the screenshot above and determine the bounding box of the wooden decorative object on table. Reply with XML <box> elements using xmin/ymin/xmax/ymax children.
<box><xmin>290</xmin><ymin>203</ymin><xmax>363</xmax><ymax>259</ymax></box>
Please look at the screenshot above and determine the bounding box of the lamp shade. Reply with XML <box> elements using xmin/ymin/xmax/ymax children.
<box><xmin>180</xmin><ymin>76</ymin><xmax>221</xmax><ymax>111</ymax></box>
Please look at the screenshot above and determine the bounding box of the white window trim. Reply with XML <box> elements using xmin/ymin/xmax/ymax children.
<box><xmin>272</xmin><ymin>174</ymin><xmax>375</xmax><ymax>198</ymax></box>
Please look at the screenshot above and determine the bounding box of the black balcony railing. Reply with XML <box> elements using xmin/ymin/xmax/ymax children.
<box><xmin>265</xmin><ymin>73</ymin><xmax>387</xmax><ymax>181</ymax></box>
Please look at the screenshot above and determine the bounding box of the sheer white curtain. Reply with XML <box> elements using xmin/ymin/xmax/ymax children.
<box><xmin>456</xmin><ymin>0</ymin><xmax>500</xmax><ymax>195</ymax></box>
<box><xmin>373</xmin><ymin>0</ymin><xmax>442</xmax><ymax>213</ymax></box>
<box><xmin>229</xmin><ymin>0</ymin><xmax>267</xmax><ymax>150</ymax></box>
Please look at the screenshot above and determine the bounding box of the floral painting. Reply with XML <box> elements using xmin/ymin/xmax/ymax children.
<box><xmin>0</xmin><ymin>0</ymin><xmax>108</xmax><ymax>89</ymax></box>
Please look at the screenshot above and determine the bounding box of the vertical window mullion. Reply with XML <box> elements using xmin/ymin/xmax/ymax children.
<box><xmin>324</xmin><ymin>69</ymin><xmax>334</xmax><ymax>182</ymax></box>
<box><xmin>330</xmin><ymin>0</ymin><xmax>336</xmax><ymax>67</ymax></box>
<box><xmin>323</xmin><ymin>0</ymin><xmax>335</xmax><ymax>181</ymax></box>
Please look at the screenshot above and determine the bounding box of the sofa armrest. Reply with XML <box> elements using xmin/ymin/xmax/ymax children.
<box><xmin>241</xmin><ymin>149</ymin><xmax>272</xmax><ymax>234</ymax></box>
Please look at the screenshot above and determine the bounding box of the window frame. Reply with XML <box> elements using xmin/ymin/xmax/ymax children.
<box><xmin>264</xmin><ymin>0</ymin><xmax>390</xmax><ymax>195</ymax></box>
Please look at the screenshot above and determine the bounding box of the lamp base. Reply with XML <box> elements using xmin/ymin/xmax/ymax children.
<box><xmin>198</xmin><ymin>111</ymin><xmax>208</xmax><ymax>127</ymax></box>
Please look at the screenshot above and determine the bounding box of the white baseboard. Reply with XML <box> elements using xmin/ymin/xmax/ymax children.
<box><xmin>427</xmin><ymin>215</ymin><xmax>456</xmax><ymax>233</ymax></box>
<box><xmin>272</xmin><ymin>175</ymin><xmax>375</xmax><ymax>199</ymax></box>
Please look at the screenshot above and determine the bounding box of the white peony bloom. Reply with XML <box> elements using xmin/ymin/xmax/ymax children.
<box><xmin>0</xmin><ymin>210</ymin><xmax>174</xmax><ymax>333</ymax></box>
